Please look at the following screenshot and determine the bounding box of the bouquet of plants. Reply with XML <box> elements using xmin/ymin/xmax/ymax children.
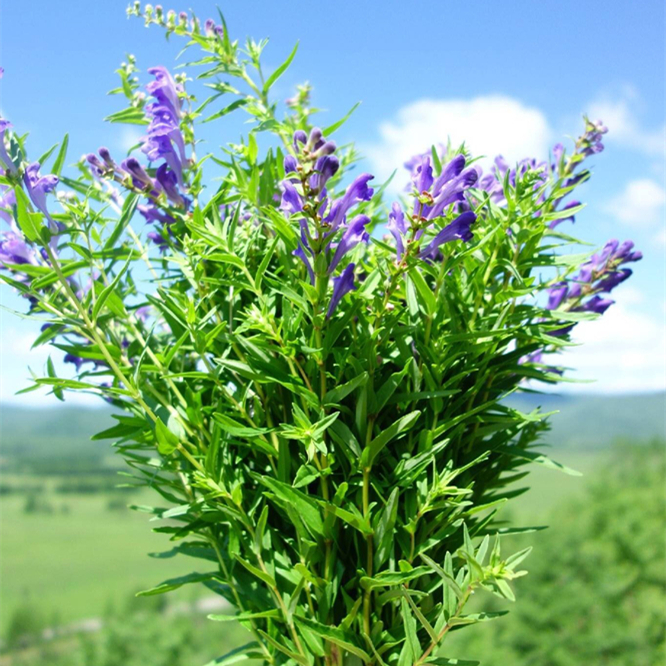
<box><xmin>0</xmin><ymin>5</ymin><xmax>642</xmax><ymax>665</ymax></box>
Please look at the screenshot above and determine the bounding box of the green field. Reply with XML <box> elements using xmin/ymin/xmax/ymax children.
<box><xmin>1</xmin><ymin>488</ymin><xmax>194</xmax><ymax>632</ymax></box>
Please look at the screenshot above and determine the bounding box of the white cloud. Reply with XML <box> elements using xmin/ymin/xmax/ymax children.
<box><xmin>0</xmin><ymin>325</ymin><xmax>100</xmax><ymax>407</ymax></box>
<box><xmin>364</xmin><ymin>95</ymin><xmax>553</xmax><ymax>188</ymax></box>
<box><xmin>557</xmin><ymin>300</ymin><xmax>666</xmax><ymax>394</ymax></box>
<box><xmin>588</xmin><ymin>88</ymin><xmax>666</xmax><ymax>157</ymax></box>
<box><xmin>603</xmin><ymin>178</ymin><xmax>666</xmax><ymax>227</ymax></box>
<box><xmin>654</xmin><ymin>227</ymin><xmax>666</xmax><ymax>248</ymax></box>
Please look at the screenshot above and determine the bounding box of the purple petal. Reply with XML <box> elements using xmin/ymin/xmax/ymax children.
<box><xmin>327</xmin><ymin>263</ymin><xmax>356</xmax><ymax>318</ymax></box>
<box><xmin>418</xmin><ymin>211</ymin><xmax>476</xmax><ymax>259</ymax></box>
<box><xmin>329</xmin><ymin>214</ymin><xmax>370</xmax><ymax>273</ymax></box>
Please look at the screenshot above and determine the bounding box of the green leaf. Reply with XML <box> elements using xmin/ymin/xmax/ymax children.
<box><xmin>362</xmin><ymin>410</ymin><xmax>421</xmax><ymax>468</ymax></box>
<box><xmin>257</xmin><ymin>476</ymin><xmax>324</xmax><ymax>538</ymax></box>
<box><xmin>399</xmin><ymin>596</ymin><xmax>422</xmax><ymax>665</ymax></box>
<box><xmin>263</xmin><ymin>42</ymin><xmax>298</xmax><ymax>94</ymax></box>
<box><xmin>420</xmin><ymin>553</ymin><xmax>463</xmax><ymax>599</ymax></box>
<box><xmin>203</xmin><ymin>98</ymin><xmax>249</xmax><ymax>123</ymax></box>
<box><xmin>374</xmin><ymin>488</ymin><xmax>399</xmax><ymax>569</ymax></box>
<box><xmin>320</xmin><ymin>503</ymin><xmax>372</xmax><ymax>536</ymax></box>
<box><xmin>495</xmin><ymin>446</ymin><xmax>582</xmax><ymax>476</ymax></box>
<box><xmin>13</xmin><ymin>187</ymin><xmax>41</xmax><ymax>242</ymax></box>
<box><xmin>202</xmin><ymin>642</ymin><xmax>262</xmax><ymax>666</ymax></box>
<box><xmin>448</xmin><ymin>611</ymin><xmax>508</xmax><ymax>626</ymax></box>
<box><xmin>294</xmin><ymin>617</ymin><xmax>372</xmax><ymax>663</ymax></box>
<box><xmin>257</xmin><ymin>630</ymin><xmax>309</xmax><ymax>665</ymax></box>
<box><xmin>408</xmin><ymin>268</ymin><xmax>436</xmax><ymax>315</ymax></box>
<box><xmin>208</xmin><ymin>251</ymin><xmax>246</xmax><ymax>268</ymax></box>
<box><xmin>155</xmin><ymin>418</ymin><xmax>179</xmax><ymax>456</ymax></box>
<box><xmin>322</xmin><ymin>102</ymin><xmax>361</xmax><ymax>136</ymax></box>
<box><xmin>360</xmin><ymin>566</ymin><xmax>431</xmax><ymax>590</ymax></box>
<box><xmin>209</xmin><ymin>610</ymin><xmax>280</xmax><ymax>622</ymax></box>
<box><xmin>91</xmin><ymin>256</ymin><xmax>131</xmax><ymax>321</ymax></box>
<box><xmin>137</xmin><ymin>572</ymin><xmax>216</xmax><ymax>596</ymax></box>
<box><xmin>255</xmin><ymin>235</ymin><xmax>278</xmax><ymax>291</ymax></box>
<box><xmin>423</xmin><ymin>657</ymin><xmax>481</xmax><ymax>666</ymax></box>
<box><xmin>324</xmin><ymin>372</ymin><xmax>368</xmax><ymax>405</ymax></box>
<box><xmin>52</xmin><ymin>133</ymin><xmax>69</xmax><ymax>176</ymax></box>
<box><xmin>105</xmin><ymin>192</ymin><xmax>138</xmax><ymax>250</ymax></box>
<box><xmin>104</xmin><ymin>107</ymin><xmax>149</xmax><ymax>125</ymax></box>
<box><xmin>430</xmin><ymin>145</ymin><xmax>443</xmax><ymax>174</ymax></box>
<box><xmin>213</xmin><ymin>413</ymin><xmax>273</xmax><ymax>438</ymax></box>
<box><xmin>233</xmin><ymin>555</ymin><xmax>276</xmax><ymax>588</ymax></box>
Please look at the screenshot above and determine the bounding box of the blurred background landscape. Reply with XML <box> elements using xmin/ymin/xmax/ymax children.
<box><xmin>1</xmin><ymin>393</ymin><xmax>664</xmax><ymax>665</ymax></box>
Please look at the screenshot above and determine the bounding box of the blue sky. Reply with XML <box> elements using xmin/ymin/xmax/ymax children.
<box><xmin>1</xmin><ymin>0</ymin><xmax>665</xmax><ymax>404</ymax></box>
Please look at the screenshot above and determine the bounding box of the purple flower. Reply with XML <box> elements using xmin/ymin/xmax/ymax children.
<box><xmin>418</xmin><ymin>211</ymin><xmax>476</xmax><ymax>260</ymax></box>
<box><xmin>280</xmin><ymin>180</ymin><xmax>304</xmax><ymax>215</ymax></box>
<box><xmin>426</xmin><ymin>167</ymin><xmax>478</xmax><ymax>221</ymax></box>
<box><xmin>293</xmin><ymin>241</ymin><xmax>314</xmax><ymax>284</ymax></box>
<box><xmin>284</xmin><ymin>155</ymin><xmax>298</xmax><ymax>174</ymax></box>
<box><xmin>580</xmin><ymin>295</ymin><xmax>614</xmax><ymax>314</ymax></box>
<box><xmin>327</xmin><ymin>263</ymin><xmax>356</xmax><ymax>318</ymax></box>
<box><xmin>580</xmin><ymin>118</ymin><xmax>608</xmax><ymax>157</ymax></box>
<box><xmin>324</xmin><ymin>173</ymin><xmax>374</xmax><ymax>231</ymax></box>
<box><xmin>0</xmin><ymin>185</ymin><xmax>16</xmax><ymax>226</ymax></box>
<box><xmin>387</xmin><ymin>202</ymin><xmax>408</xmax><ymax>259</ymax></box>
<box><xmin>86</xmin><ymin>153</ymin><xmax>107</xmax><ymax>177</ymax></box>
<box><xmin>138</xmin><ymin>202</ymin><xmax>174</xmax><ymax>225</ymax></box>
<box><xmin>594</xmin><ymin>268</ymin><xmax>631</xmax><ymax>293</ymax></box>
<box><xmin>155</xmin><ymin>163</ymin><xmax>188</xmax><ymax>208</ymax></box>
<box><xmin>135</xmin><ymin>305</ymin><xmax>152</xmax><ymax>322</ymax></box>
<box><xmin>293</xmin><ymin>130</ymin><xmax>308</xmax><ymax>151</ymax></box>
<box><xmin>147</xmin><ymin>230</ymin><xmax>170</xmax><ymax>252</ymax></box>
<box><xmin>552</xmin><ymin>143</ymin><xmax>564</xmax><ymax>168</ymax></box>
<box><xmin>437</xmin><ymin>154</ymin><xmax>467</xmax><ymax>189</ymax></box>
<box><xmin>0</xmin><ymin>119</ymin><xmax>17</xmax><ymax>175</ymax></box>
<box><xmin>146</xmin><ymin>66</ymin><xmax>182</xmax><ymax>119</ymax></box>
<box><xmin>0</xmin><ymin>230</ymin><xmax>38</xmax><ymax>266</ymax></box>
<box><xmin>549</xmin><ymin>200</ymin><xmax>581</xmax><ymax>230</ymax></box>
<box><xmin>546</xmin><ymin>284</ymin><xmax>568</xmax><ymax>310</ymax></box>
<box><xmin>121</xmin><ymin>158</ymin><xmax>155</xmax><ymax>190</ymax></box>
<box><xmin>329</xmin><ymin>215</ymin><xmax>370</xmax><ymax>273</ymax></box>
<box><xmin>64</xmin><ymin>354</ymin><xmax>94</xmax><ymax>371</ymax></box>
<box><xmin>310</xmin><ymin>155</ymin><xmax>340</xmax><ymax>196</ymax></box>
<box><xmin>23</xmin><ymin>162</ymin><xmax>59</xmax><ymax>224</ymax></box>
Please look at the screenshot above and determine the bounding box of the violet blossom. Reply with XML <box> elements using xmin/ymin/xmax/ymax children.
<box><xmin>23</xmin><ymin>162</ymin><xmax>59</xmax><ymax>227</ymax></box>
<box><xmin>327</xmin><ymin>263</ymin><xmax>356</xmax><ymax>318</ymax></box>
<box><xmin>280</xmin><ymin>129</ymin><xmax>373</xmax><ymax>317</ymax></box>
<box><xmin>329</xmin><ymin>215</ymin><xmax>370</xmax><ymax>273</ymax></box>
<box><xmin>418</xmin><ymin>211</ymin><xmax>476</xmax><ymax>260</ymax></box>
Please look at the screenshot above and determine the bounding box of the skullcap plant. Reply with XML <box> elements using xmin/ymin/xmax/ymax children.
<box><xmin>0</xmin><ymin>7</ymin><xmax>642</xmax><ymax>665</ymax></box>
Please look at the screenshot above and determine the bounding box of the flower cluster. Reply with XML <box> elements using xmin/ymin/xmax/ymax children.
<box><xmin>127</xmin><ymin>3</ymin><xmax>224</xmax><ymax>39</ymax></box>
<box><xmin>389</xmin><ymin>153</ymin><xmax>478</xmax><ymax>262</ymax></box>
<box><xmin>280</xmin><ymin>128</ymin><xmax>374</xmax><ymax>317</ymax></box>
<box><xmin>1</xmin><ymin>109</ymin><xmax>60</xmax><ymax>276</ymax></box>
<box><xmin>548</xmin><ymin>239</ymin><xmax>642</xmax><ymax>319</ymax></box>
<box><xmin>470</xmin><ymin>119</ymin><xmax>608</xmax><ymax>232</ymax></box>
<box><xmin>86</xmin><ymin>66</ymin><xmax>189</xmax><ymax>250</ymax></box>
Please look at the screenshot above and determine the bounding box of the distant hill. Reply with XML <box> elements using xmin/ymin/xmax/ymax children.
<box><xmin>0</xmin><ymin>393</ymin><xmax>664</xmax><ymax>464</ymax></box>
<box><xmin>0</xmin><ymin>405</ymin><xmax>115</xmax><ymax>462</ymax></box>
<box><xmin>505</xmin><ymin>391</ymin><xmax>665</xmax><ymax>449</ymax></box>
